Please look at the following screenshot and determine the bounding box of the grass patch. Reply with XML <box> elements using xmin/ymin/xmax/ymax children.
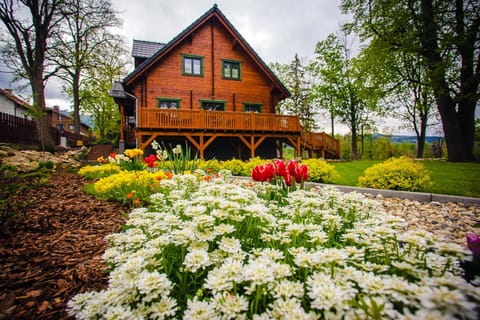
<box><xmin>423</xmin><ymin>161</ymin><xmax>480</xmax><ymax>198</ymax></box>
<box><xmin>330</xmin><ymin>160</ymin><xmax>480</xmax><ymax>198</ymax></box>
<box><xmin>330</xmin><ymin>160</ymin><xmax>379</xmax><ymax>186</ymax></box>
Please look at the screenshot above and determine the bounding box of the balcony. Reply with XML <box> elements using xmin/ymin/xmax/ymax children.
<box><xmin>138</xmin><ymin>109</ymin><xmax>302</xmax><ymax>133</ymax></box>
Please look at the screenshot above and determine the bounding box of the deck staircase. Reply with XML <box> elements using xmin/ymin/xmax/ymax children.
<box><xmin>86</xmin><ymin>144</ymin><xmax>114</xmax><ymax>163</ymax></box>
<box><xmin>301</xmin><ymin>132</ymin><xmax>340</xmax><ymax>159</ymax></box>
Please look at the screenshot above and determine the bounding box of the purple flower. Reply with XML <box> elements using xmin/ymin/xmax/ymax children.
<box><xmin>466</xmin><ymin>233</ymin><xmax>480</xmax><ymax>257</ymax></box>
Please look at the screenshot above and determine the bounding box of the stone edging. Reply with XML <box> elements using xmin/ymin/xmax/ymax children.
<box><xmin>313</xmin><ymin>183</ymin><xmax>480</xmax><ymax>205</ymax></box>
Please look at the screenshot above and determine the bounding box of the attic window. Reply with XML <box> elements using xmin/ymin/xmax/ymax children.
<box><xmin>182</xmin><ymin>54</ymin><xmax>203</xmax><ymax>76</ymax></box>
<box><xmin>222</xmin><ymin>59</ymin><xmax>241</xmax><ymax>80</ymax></box>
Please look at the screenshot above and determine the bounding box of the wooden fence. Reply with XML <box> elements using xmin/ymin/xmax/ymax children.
<box><xmin>0</xmin><ymin>112</ymin><xmax>91</xmax><ymax>147</ymax></box>
<box><xmin>0</xmin><ymin>112</ymin><xmax>38</xmax><ymax>145</ymax></box>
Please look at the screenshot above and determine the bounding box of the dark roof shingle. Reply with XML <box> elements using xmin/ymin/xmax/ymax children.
<box><xmin>132</xmin><ymin>40</ymin><xmax>165</xmax><ymax>59</ymax></box>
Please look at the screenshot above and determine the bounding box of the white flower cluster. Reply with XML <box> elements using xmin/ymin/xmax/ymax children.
<box><xmin>68</xmin><ymin>174</ymin><xmax>480</xmax><ymax>319</ymax></box>
<box><xmin>151</xmin><ymin>140</ymin><xmax>168</xmax><ymax>161</ymax></box>
<box><xmin>108</xmin><ymin>153</ymin><xmax>131</xmax><ymax>164</ymax></box>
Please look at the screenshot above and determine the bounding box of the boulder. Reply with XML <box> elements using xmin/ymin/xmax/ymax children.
<box><xmin>0</xmin><ymin>145</ymin><xmax>84</xmax><ymax>172</ymax></box>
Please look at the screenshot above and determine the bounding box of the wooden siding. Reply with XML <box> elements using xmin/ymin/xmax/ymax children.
<box><xmin>129</xmin><ymin>20</ymin><xmax>280</xmax><ymax>114</ymax></box>
<box><xmin>119</xmin><ymin>6</ymin><xmax>340</xmax><ymax>159</ymax></box>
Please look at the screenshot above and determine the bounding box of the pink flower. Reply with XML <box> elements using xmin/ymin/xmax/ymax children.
<box><xmin>467</xmin><ymin>233</ymin><xmax>480</xmax><ymax>257</ymax></box>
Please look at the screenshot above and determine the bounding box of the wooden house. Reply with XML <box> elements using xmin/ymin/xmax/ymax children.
<box><xmin>111</xmin><ymin>5</ymin><xmax>339</xmax><ymax>160</ymax></box>
<box><xmin>0</xmin><ymin>88</ymin><xmax>31</xmax><ymax>119</ymax></box>
<box><xmin>47</xmin><ymin>106</ymin><xmax>93</xmax><ymax>146</ymax></box>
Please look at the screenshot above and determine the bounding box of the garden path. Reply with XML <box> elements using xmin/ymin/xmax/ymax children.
<box><xmin>0</xmin><ymin>172</ymin><xmax>126</xmax><ymax>319</ymax></box>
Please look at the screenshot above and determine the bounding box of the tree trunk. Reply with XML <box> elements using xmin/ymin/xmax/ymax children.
<box><xmin>73</xmin><ymin>72</ymin><xmax>81</xmax><ymax>135</ymax></box>
<box><xmin>419</xmin><ymin>0</ymin><xmax>474</xmax><ymax>162</ymax></box>
<box><xmin>31</xmin><ymin>77</ymin><xmax>54</xmax><ymax>149</ymax></box>
<box><xmin>437</xmin><ymin>96</ymin><xmax>466</xmax><ymax>162</ymax></box>
<box><xmin>350</xmin><ymin>101</ymin><xmax>358</xmax><ymax>160</ymax></box>
<box><xmin>416</xmin><ymin>114</ymin><xmax>427</xmax><ymax>158</ymax></box>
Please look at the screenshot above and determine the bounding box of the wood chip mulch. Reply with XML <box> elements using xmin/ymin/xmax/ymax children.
<box><xmin>0</xmin><ymin>172</ymin><xmax>127</xmax><ymax>319</ymax></box>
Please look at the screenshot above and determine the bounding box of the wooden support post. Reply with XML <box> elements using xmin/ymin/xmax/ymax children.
<box><xmin>238</xmin><ymin>136</ymin><xmax>265</xmax><ymax>159</ymax></box>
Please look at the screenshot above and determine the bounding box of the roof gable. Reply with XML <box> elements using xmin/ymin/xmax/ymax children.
<box><xmin>0</xmin><ymin>88</ymin><xmax>30</xmax><ymax>109</ymax></box>
<box><xmin>124</xmin><ymin>5</ymin><xmax>290</xmax><ymax>98</ymax></box>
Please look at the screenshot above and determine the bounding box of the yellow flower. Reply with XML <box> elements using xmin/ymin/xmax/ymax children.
<box><xmin>124</xmin><ymin>148</ymin><xmax>144</xmax><ymax>159</ymax></box>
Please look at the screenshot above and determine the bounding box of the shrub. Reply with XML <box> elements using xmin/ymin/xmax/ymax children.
<box><xmin>220</xmin><ymin>158</ymin><xmax>245</xmax><ymax>176</ymax></box>
<box><xmin>90</xmin><ymin>170</ymin><xmax>171</xmax><ymax>204</ymax></box>
<box><xmin>358</xmin><ymin>156</ymin><xmax>433</xmax><ymax>191</ymax></box>
<box><xmin>197</xmin><ymin>159</ymin><xmax>222</xmax><ymax>174</ymax></box>
<box><xmin>300</xmin><ymin>158</ymin><xmax>339</xmax><ymax>183</ymax></box>
<box><xmin>78</xmin><ymin>164</ymin><xmax>121</xmax><ymax>179</ymax></box>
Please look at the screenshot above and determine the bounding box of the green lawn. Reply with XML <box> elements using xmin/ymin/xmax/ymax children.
<box><xmin>330</xmin><ymin>160</ymin><xmax>480</xmax><ymax>198</ymax></box>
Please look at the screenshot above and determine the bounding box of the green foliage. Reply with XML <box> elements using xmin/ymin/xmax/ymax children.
<box><xmin>358</xmin><ymin>157</ymin><xmax>432</xmax><ymax>191</ymax></box>
<box><xmin>300</xmin><ymin>158</ymin><xmax>339</xmax><ymax>183</ymax></box>
<box><xmin>38</xmin><ymin>160</ymin><xmax>55</xmax><ymax>170</ymax></box>
<box><xmin>197</xmin><ymin>159</ymin><xmax>222</xmax><ymax>174</ymax></box>
<box><xmin>78</xmin><ymin>163</ymin><xmax>121</xmax><ymax>179</ymax></box>
<box><xmin>371</xmin><ymin>137</ymin><xmax>394</xmax><ymax>160</ymax></box>
<box><xmin>220</xmin><ymin>158</ymin><xmax>245</xmax><ymax>176</ymax></box>
<box><xmin>154</xmin><ymin>143</ymin><xmax>199</xmax><ymax>174</ymax></box>
<box><xmin>0</xmin><ymin>164</ymin><xmax>50</xmax><ymax>233</ymax></box>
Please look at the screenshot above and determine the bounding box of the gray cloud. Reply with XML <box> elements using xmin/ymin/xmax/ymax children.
<box><xmin>113</xmin><ymin>0</ymin><xmax>346</xmax><ymax>64</ymax></box>
<box><xmin>2</xmin><ymin>0</ymin><xmax>348</xmax><ymax>111</ymax></box>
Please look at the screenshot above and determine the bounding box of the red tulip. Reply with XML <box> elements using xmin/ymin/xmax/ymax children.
<box><xmin>287</xmin><ymin>160</ymin><xmax>298</xmax><ymax>176</ymax></box>
<box><xmin>143</xmin><ymin>154</ymin><xmax>157</xmax><ymax>168</ymax></box>
<box><xmin>274</xmin><ymin>159</ymin><xmax>287</xmax><ymax>177</ymax></box>
<box><xmin>251</xmin><ymin>164</ymin><xmax>275</xmax><ymax>182</ymax></box>
<box><xmin>295</xmin><ymin>164</ymin><xmax>308</xmax><ymax>183</ymax></box>
<box><xmin>284</xmin><ymin>172</ymin><xmax>292</xmax><ymax>186</ymax></box>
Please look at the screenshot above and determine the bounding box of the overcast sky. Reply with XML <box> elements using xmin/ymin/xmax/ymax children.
<box><xmin>2</xmin><ymin>0</ymin><xmax>461</xmax><ymax>135</ymax></box>
<box><xmin>0</xmin><ymin>0</ymin><xmax>354</xmax><ymax>131</ymax></box>
<box><xmin>113</xmin><ymin>0</ymin><xmax>348</xmax><ymax>64</ymax></box>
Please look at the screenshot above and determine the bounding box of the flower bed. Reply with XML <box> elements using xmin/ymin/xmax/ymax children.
<box><xmin>68</xmin><ymin>171</ymin><xmax>480</xmax><ymax>319</ymax></box>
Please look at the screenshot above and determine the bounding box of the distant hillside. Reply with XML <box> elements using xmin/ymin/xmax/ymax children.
<box><xmin>373</xmin><ymin>134</ymin><xmax>443</xmax><ymax>144</ymax></box>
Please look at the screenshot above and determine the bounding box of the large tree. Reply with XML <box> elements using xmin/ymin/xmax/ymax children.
<box><xmin>311</xmin><ymin>33</ymin><xmax>379</xmax><ymax>159</ymax></box>
<box><xmin>0</xmin><ymin>0</ymin><xmax>65</xmax><ymax>149</ymax></box>
<box><xmin>52</xmin><ymin>0</ymin><xmax>120</xmax><ymax>136</ymax></box>
<box><xmin>271</xmin><ymin>54</ymin><xmax>317</xmax><ymax>132</ymax></box>
<box><xmin>80</xmin><ymin>37</ymin><xmax>128</xmax><ymax>143</ymax></box>
<box><xmin>359</xmin><ymin>40</ymin><xmax>438</xmax><ymax>158</ymax></box>
<box><xmin>342</xmin><ymin>0</ymin><xmax>480</xmax><ymax>162</ymax></box>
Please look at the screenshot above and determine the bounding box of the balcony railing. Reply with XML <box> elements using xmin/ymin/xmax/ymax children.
<box><xmin>138</xmin><ymin>109</ymin><xmax>301</xmax><ymax>133</ymax></box>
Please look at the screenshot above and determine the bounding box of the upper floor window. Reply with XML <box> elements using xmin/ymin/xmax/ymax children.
<box><xmin>182</xmin><ymin>54</ymin><xmax>203</xmax><ymax>76</ymax></box>
<box><xmin>157</xmin><ymin>98</ymin><xmax>180</xmax><ymax>109</ymax></box>
<box><xmin>243</xmin><ymin>103</ymin><xmax>262</xmax><ymax>113</ymax></box>
<box><xmin>222</xmin><ymin>59</ymin><xmax>241</xmax><ymax>80</ymax></box>
<box><xmin>201</xmin><ymin>100</ymin><xmax>226</xmax><ymax>111</ymax></box>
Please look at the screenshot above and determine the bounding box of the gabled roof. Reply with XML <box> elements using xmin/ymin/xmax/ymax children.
<box><xmin>132</xmin><ymin>40</ymin><xmax>165</xmax><ymax>59</ymax></box>
<box><xmin>0</xmin><ymin>88</ymin><xmax>30</xmax><ymax>109</ymax></box>
<box><xmin>124</xmin><ymin>5</ymin><xmax>290</xmax><ymax>98</ymax></box>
